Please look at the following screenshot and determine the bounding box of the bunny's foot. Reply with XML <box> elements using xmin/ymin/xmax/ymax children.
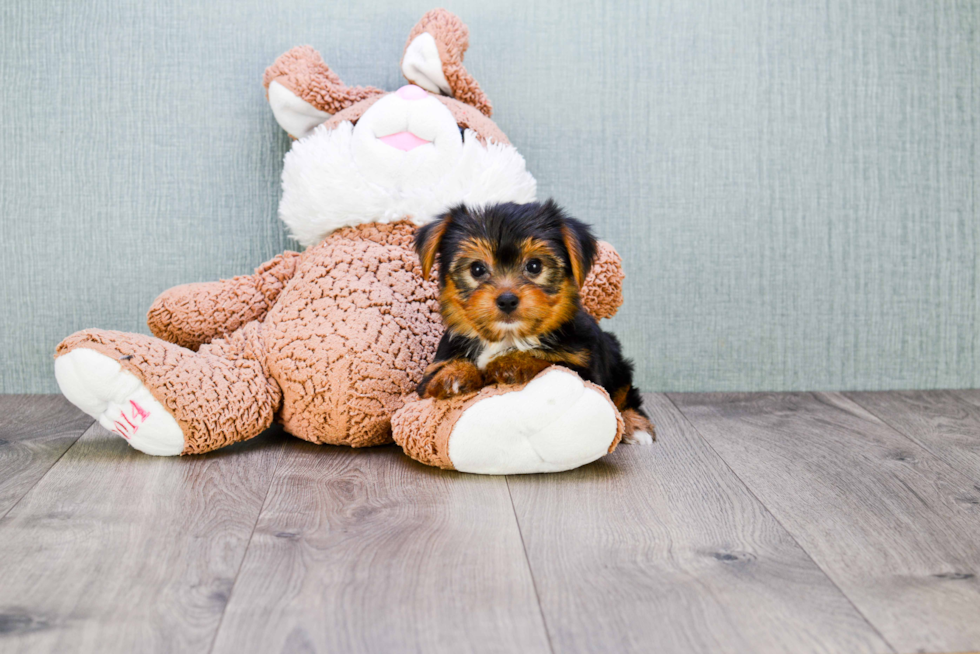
<box><xmin>393</xmin><ymin>366</ymin><xmax>623</xmax><ymax>474</ymax></box>
<box><xmin>55</xmin><ymin>347</ymin><xmax>184</xmax><ymax>455</ymax></box>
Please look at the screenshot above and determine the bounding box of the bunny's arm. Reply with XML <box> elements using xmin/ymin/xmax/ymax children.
<box><xmin>147</xmin><ymin>251</ymin><xmax>302</xmax><ymax>350</ymax></box>
<box><xmin>580</xmin><ymin>241</ymin><xmax>625</xmax><ymax>321</ymax></box>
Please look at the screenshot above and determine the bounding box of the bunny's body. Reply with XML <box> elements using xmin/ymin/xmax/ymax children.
<box><xmin>54</xmin><ymin>10</ymin><xmax>630</xmax><ymax>473</ymax></box>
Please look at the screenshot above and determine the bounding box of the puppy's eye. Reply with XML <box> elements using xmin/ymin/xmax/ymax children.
<box><xmin>524</xmin><ymin>259</ymin><xmax>542</xmax><ymax>276</ymax></box>
<box><xmin>470</xmin><ymin>261</ymin><xmax>488</xmax><ymax>278</ymax></box>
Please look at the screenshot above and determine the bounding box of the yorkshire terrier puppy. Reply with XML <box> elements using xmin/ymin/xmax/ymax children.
<box><xmin>414</xmin><ymin>200</ymin><xmax>655</xmax><ymax>444</ymax></box>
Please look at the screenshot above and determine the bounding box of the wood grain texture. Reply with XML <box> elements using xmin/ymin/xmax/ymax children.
<box><xmin>0</xmin><ymin>395</ymin><xmax>93</xmax><ymax>519</ymax></box>
<box><xmin>847</xmin><ymin>390</ymin><xmax>980</xmax><ymax>485</ymax></box>
<box><xmin>507</xmin><ymin>393</ymin><xmax>890</xmax><ymax>654</ymax></box>
<box><xmin>211</xmin><ymin>443</ymin><xmax>551</xmax><ymax>654</ymax></box>
<box><xmin>671</xmin><ymin>391</ymin><xmax>980</xmax><ymax>654</ymax></box>
<box><xmin>0</xmin><ymin>423</ymin><xmax>284</xmax><ymax>654</ymax></box>
<box><xmin>951</xmin><ymin>390</ymin><xmax>980</xmax><ymax>438</ymax></box>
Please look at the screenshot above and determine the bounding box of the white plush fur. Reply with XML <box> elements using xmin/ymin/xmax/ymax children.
<box><xmin>279</xmin><ymin>93</ymin><xmax>537</xmax><ymax>247</ymax></box>
<box><xmin>447</xmin><ymin>368</ymin><xmax>619</xmax><ymax>474</ymax></box>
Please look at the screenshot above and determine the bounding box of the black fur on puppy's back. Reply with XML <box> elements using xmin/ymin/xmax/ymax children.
<box><xmin>538</xmin><ymin>308</ymin><xmax>645</xmax><ymax>415</ymax></box>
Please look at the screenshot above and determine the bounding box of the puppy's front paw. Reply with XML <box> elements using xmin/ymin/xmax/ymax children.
<box><xmin>485</xmin><ymin>351</ymin><xmax>552</xmax><ymax>387</ymax></box>
<box><xmin>421</xmin><ymin>360</ymin><xmax>484</xmax><ymax>399</ymax></box>
<box><xmin>622</xmin><ymin>409</ymin><xmax>657</xmax><ymax>445</ymax></box>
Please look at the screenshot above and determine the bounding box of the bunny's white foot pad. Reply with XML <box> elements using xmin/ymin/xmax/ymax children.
<box><xmin>55</xmin><ymin>348</ymin><xmax>185</xmax><ymax>456</ymax></box>
<box><xmin>447</xmin><ymin>368</ymin><xmax>619</xmax><ymax>474</ymax></box>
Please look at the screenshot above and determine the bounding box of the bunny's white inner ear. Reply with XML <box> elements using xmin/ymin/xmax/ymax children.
<box><xmin>402</xmin><ymin>32</ymin><xmax>452</xmax><ymax>96</ymax></box>
<box><xmin>268</xmin><ymin>80</ymin><xmax>331</xmax><ymax>139</ymax></box>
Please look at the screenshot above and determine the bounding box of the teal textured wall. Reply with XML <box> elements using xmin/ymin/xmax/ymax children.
<box><xmin>1</xmin><ymin>0</ymin><xmax>978</xmax><ymax>393</ymax></box>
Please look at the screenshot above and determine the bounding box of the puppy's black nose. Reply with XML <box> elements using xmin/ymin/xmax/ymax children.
<box><xmin>496</xmin><ymin>292</ymin><xmax>520</xmax><ymax>314</ymax></box>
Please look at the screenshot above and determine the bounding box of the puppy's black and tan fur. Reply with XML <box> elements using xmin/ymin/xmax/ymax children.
<box><xmin>415</xmin><ymin>200</ymin><xmax>655</xmax><ymax>443</ymax></box>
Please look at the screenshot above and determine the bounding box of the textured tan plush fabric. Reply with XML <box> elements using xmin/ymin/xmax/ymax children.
<box><xmin>147</xmin><ymin>251</ymin><xmax>302</xmax><ymax>350</ymax></box>
<box><xmin>390</xmin><ymin>389</ymin><xmax>482</xmax><ymax>470</ymax></box>
<box><xmin>263</xmin><ymin>45</ymin><xmax>385</xmax><ymax>115</ymax></box>
<box><xmin>580</xmin><ymin>241</ymin><xmax>625</xmax><ymax>321</ymax></box>
<box><xmin>263</xmin><ymin>221</ymin><xmax>443</xmax><ymax>447</ymax></box>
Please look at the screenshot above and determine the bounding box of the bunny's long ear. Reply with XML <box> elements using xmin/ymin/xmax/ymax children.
<box><xmin>401</xmin><ymin>9</ymin><xmax>493</xmax><ymax>117</ymax></box>
<box><xmin>264</xmin><ymin>46</ymin><xmax>384</xmax><ymax>138</ymax></box>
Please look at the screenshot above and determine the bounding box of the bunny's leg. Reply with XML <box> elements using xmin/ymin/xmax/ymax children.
<box><xmin>55</xmin><ymin>323</ymin><xmax>280</xmax><ymax>455</ymax></box>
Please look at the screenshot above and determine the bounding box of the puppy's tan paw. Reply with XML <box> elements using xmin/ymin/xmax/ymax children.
<box><xmin>485</xmin><ymin>351</ymin><xmax>552</xmax><ymax>387</ymax></box>
<box><xmin>622</xmin><ymin>409</ymin><xmax>656</xmax><ymax>445</ymax></box>
<box><xmin>422</xmin><ymin>360</ymin><xmax>484</xmax><ymax>399</ymax></box>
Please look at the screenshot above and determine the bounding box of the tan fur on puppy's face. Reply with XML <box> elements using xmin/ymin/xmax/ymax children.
<box><xmin>440</xmin><ymin>235</ymin><xmax>579</xmax><ymax>343</ymax></box>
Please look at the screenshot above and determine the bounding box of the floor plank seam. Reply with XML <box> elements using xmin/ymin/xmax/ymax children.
<box><xmin>663</xmin><ymin>392</ymin><xmax>900</xmax><ymax>654</ymax></box>
<box><xmin>0</xmin><ymin>417</ymin><xmax>95</xmax><ymax>523</ymax></box>
<box><xmin>505</xmin><ymin>477</ymin><xmax>557</xmax><ymax>654</ymax></box>
<box><xmin>206</xmin><ymin>440</ymin><xmax>287</xmax><ymax>654</ymax></box>
<box><xmin>844</xmin><ymin>392</ymin><xmax>980</xmax><ymax>485</ymax></box>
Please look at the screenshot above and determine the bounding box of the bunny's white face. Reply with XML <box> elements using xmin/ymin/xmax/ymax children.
<box><xmin>265</xmin><ymin>8</ymin><xmax>538</xmax><ymax>248</ymax></box>
<box><xmin>351</xmin><ymin>85</ymin><xmax>466</xmax><ymax>189</ymax></box>
<box><xmin>277</xmin><ymin>86</ymin><xmax>537</xmax><ymax>248</ymax></box>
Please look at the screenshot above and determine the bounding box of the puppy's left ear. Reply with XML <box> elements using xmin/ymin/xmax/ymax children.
<box><xmin>401</xmin><ymin>9</ymin><xmax>493</xmax><ymax>117</ymax></box>
<box><xmin>415</xmin><ymin>211</ymin><xmax>454</xmax><ymax>279</ymax></box>
<box><xmin>554</xmin><ymin>205</ymin><xmax>599</xmax><ymax>288</ymax></box>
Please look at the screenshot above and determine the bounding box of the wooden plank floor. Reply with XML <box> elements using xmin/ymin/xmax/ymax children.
<box><xmin>1</xmin><ymin>391</ymin><xmax>979</xmax><ymax>654</ymax></box>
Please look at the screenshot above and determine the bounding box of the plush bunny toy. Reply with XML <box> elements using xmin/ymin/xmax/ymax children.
<box><xmin>54</xmin><ymin>9</ymin><xmax>630</xmax><ymax>474</ymax></box>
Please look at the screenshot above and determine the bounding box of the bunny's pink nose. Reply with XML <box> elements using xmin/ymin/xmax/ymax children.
<box><xmin>396</xmin><ymin>84</ymin><xmax>428</xmax><ymax>100</ymax></box>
